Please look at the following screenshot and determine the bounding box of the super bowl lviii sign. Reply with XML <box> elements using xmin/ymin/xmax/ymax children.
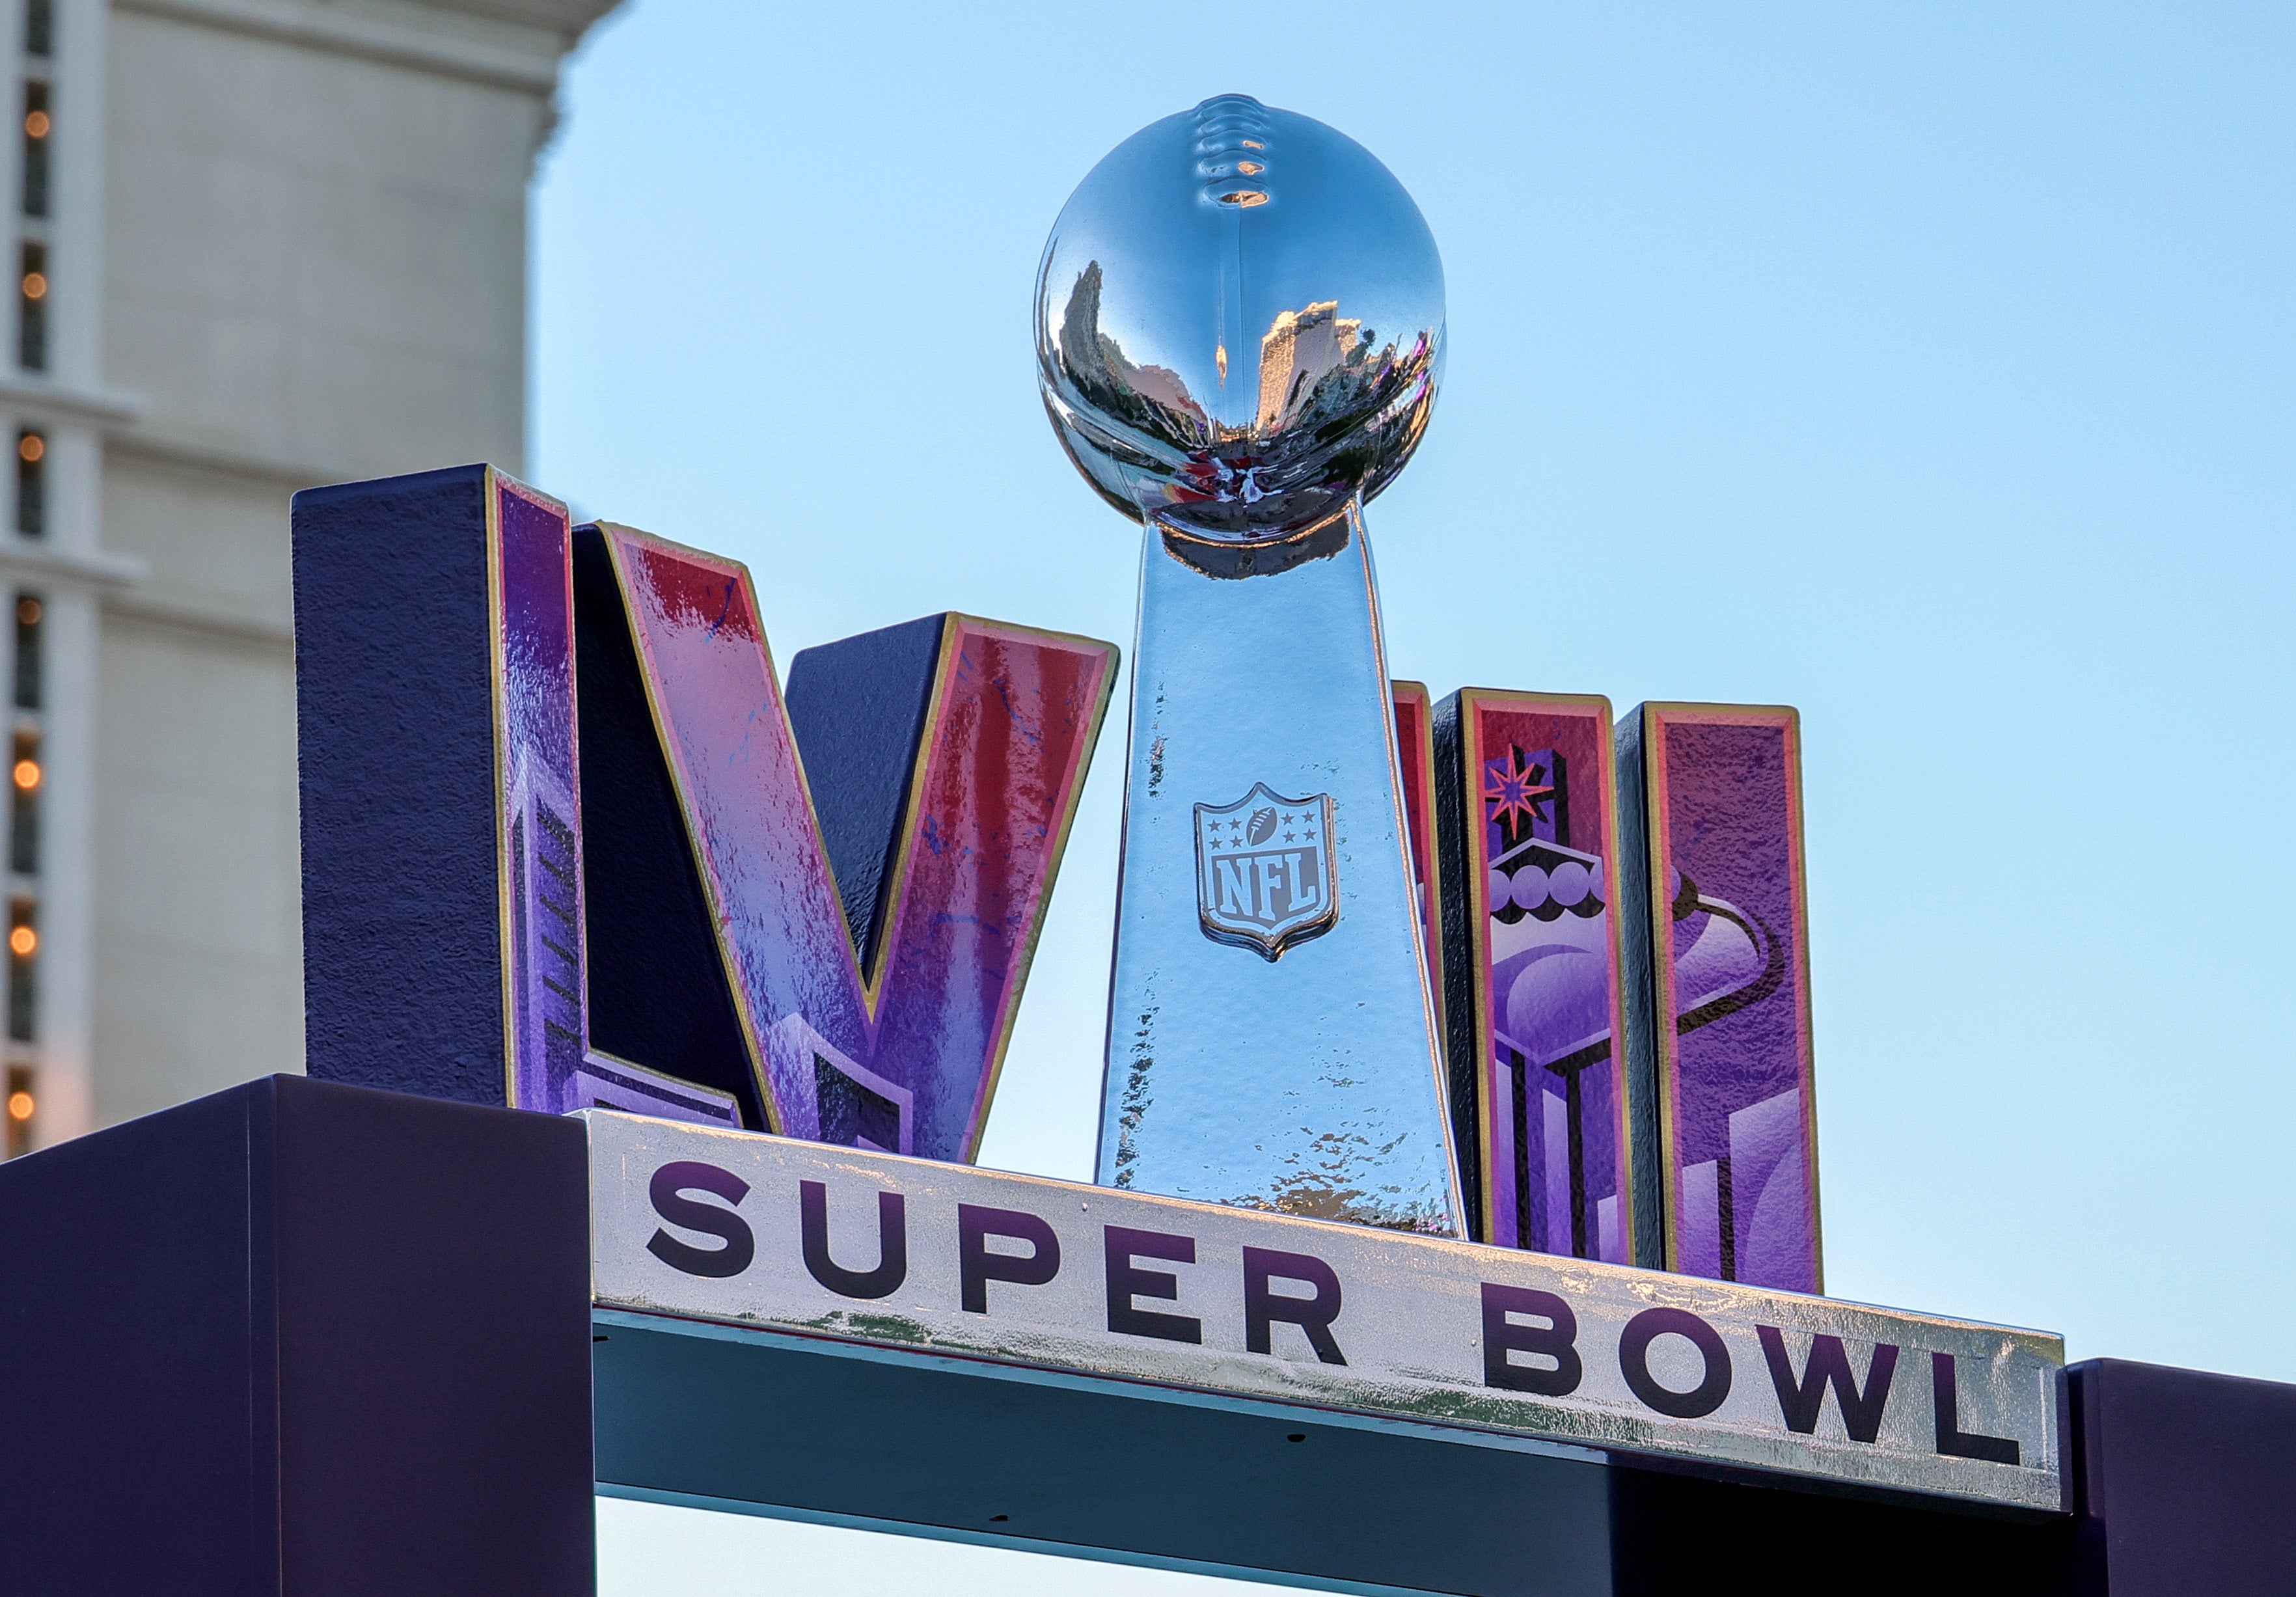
<box><xmin>288</xmin><ymin>94</ymin><xmax>2026</xmax><ymax>1523</ymax></box>
<box><xmin>12</xmin><ymin>90</ymin><xmax>2295</xmax><ymax>1597</ymax></box>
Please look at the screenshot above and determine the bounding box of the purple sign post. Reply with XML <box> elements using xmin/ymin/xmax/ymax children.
<box><xmin>1618</xmin><ymin>702</ymin><xmax>1820</xmax><ymax>1293</ymax></box>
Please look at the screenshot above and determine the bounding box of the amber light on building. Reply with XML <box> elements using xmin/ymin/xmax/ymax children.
<box><xmin>12</xmin><ymin>594</ymin><xmax>37</xmax><ymax>709</ymax></box>
<box><xmin>18</xmin><ymin>238</ymin><xmax>43</xmax><ymax>368</ymax></box>
<box><xmin>14</xmin><ymin>430</ymin><xmax>40</xmax><ymax>537</ymax></box>
<box><xmin>8</xmin><ymin>900</ymin><xmax>31</xmax><ymax>1043</ymax></box>
<box><xmin>10</xmin><ymin>730</ymin><xmax>36</xmax><ymax>875</ymax></box>
<box><xmin>20</xmin><ymin>78</ymin><xmax>46</xmax><ymax>219</ymax></box>
<box><xmin>4</xmin><ymin>1063</ymin><xmax>29</xmax><ymax>1156</ymax></box>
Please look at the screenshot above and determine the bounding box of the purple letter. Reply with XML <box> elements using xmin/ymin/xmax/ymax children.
<box><xmin>1932</xmin><ymin>1351</ymin><xmax>2021</xmax><ymax>1464</ymax></box>
<box><xmin>1242</xmin><ymin>1246</ymin><xmax>1346</xmax><ymax>1365</ymax></box>
<box><xmin>1758</xmin><ymin>1325</ymin><xmax>1896</xmax><ymax>1442</ymax></box>
<box><xmin>1619</xmin><ymin>1306</ymin><xmax>1732</xmax><ymax>1419</ymax></box>
<box><xmin>646</xmin><ymin>1162</ymin><xmax>753</xmax><ymax>1279</ymax></box>
<box><xmin>1105</xmin><ymin>1225</ymin><xmax>1201</xmax><ymax>1344</ymax></box>
<box><xmin>799</xmin><ymin>1181</ymin><xmax>906</xmax><ymax>1300</ymax></box>
<box><xmin>1481</xmin><ymin>1282</ymin><xmax>1583</xmax><ymax>1396</ymax></box>
<box><xmin>958</xmin><ymin>1204</ymin><xmax>1061</xmax><ymax>1313</ymax></box>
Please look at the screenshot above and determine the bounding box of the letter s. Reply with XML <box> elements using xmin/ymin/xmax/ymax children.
<box><xmin>646</xmin><ymin>1160</ymin><xmax>754</xmax><ymax>1279</ymax></box>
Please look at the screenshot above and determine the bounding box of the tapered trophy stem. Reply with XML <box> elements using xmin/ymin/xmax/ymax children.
<box><xmin>1097</xmin><ymin>502</ymin><xmax>1463</xmax><ymax>1235</ymax></box>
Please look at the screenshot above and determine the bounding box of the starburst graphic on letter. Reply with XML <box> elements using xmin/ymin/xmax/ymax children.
<box><xmin>1484</xmin><ymin>747</ymin><xmax>1555</xmax><ymax>835</ymax></box>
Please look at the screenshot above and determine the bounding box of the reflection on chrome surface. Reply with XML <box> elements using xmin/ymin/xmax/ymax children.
<box><xmin>1063</xmin><ymin>96</ymin><xmax>1464</xmax><ymax>1235</ymax></box>
<box><xmin>1036</xmin><ymin>94</ymin><xmax>1443</xmax><ymax>545</ymax></box>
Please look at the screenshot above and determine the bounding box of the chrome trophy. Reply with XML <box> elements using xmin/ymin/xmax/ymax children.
<box><xmin>1038</xmin><ymin>94</ymin><xmax>1461</xmax><ymax>1233</ymax></box>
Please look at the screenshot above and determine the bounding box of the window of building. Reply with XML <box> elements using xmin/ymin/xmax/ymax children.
<box><xmin>23</xmin><ymin>0</ymin><xmax>49</xmax><ymax>59</ymax></box>
<box><xmin>18</xmin><ymin>239</ymin><xmax>44</xmax><ymax>371</ymax></box>
<box><xmin>12</xmin><ymin>594</ymin><xmax>38</xmax><ymax>710</ymax></box>
<box><xmin>21</xmin><ymin>80</ymin><xmax>47</xmax><ymax>219</ymax></box>
<box><xmin>4</xmin><ymin>1063</ymin><xmax>29</xmax><ymax>1157</ymax></box>
<box><xmin>9</xmin><ymin>898</ymin><xmax>34</xmax><ymax>1041</ymax></box>
<box><xmin>16</xmin><ymin>429</ymin><xmax>42</xmax><ymax>536</ymax></box>
<box><xmin>10</xmin><ymin>731</ymin><xmax>37</xmax><ymax>877</ymax></box>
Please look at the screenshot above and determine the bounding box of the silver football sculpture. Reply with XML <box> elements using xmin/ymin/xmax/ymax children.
<box><xmin>1035</xmin><ymin>94</ymin><xmax>1445</xmax><ymax>543</ymax></box>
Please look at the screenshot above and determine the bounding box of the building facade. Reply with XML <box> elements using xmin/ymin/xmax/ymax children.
<box><xmin>0</xmin><ymin>0</ymin><xmax>616</xmax><ymax>1155</ymax></box>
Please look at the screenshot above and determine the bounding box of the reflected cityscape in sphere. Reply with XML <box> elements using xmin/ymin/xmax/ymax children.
<box><xmin>1036</xmin><ymin>94</ymin><xmax>1445</xmax><ymax>543</ymax></box>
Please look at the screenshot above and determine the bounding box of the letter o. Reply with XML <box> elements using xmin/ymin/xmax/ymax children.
<box><xmin>1619</xmin><ymin>1306</ymin><xmax>1732</xmax><ymax>1418</ymax></box>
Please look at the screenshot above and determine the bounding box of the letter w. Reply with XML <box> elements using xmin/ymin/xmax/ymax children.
<box><xmin>1757</xmin><ymin>1325</ymin><xmax>1898</xmax><ymax>1443</ymax></box>
<box><xmin>576</xmin><ymin>523</ymin><xmax>1116</xmax><ymax>1162</ymax></box>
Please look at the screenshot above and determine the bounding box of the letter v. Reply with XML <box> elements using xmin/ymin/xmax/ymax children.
<box><xmin>576</xmin><ymin>522</ymin><xmax>1117</xmax><ymax>1162</ymax></box>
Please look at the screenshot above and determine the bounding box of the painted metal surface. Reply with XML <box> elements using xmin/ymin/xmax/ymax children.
<box><xmin>1390</xmin><ymin>681</ymin><xmax>1448</xmax><ymax>1050</ymax></box>
<box><xmin>1619</xmin><ymin>704</ymin><xmax>1820</xmax><ymax>1293</ymax></box>
<box><xmin>589</xmin><ymin>1111</ymin><xmax>2064</xmax><ymax>1515</ymax></box>
<box><xmin>491</xmin><ymin>482</ymin><xmax>746</xmax><ymax>1126</ymax></box>
<box><xmin>1099</xmin><ymin>512</ymin><xmax>1460</xmax><ymax>1234</ymax></box>
<box><xmin>297</xmin><ymin>464</ymin><xmax>605</xmax><ymax>1112</ymax></box>
<box><xmin>489</xmin><ymin>472</ymin><xmax>590</xmax><ymax>1115</ymax></box>
<box><xmin>0</xmin><ymin>1075</ymin><xmax>597</xmax><ymax>1597</ymax></box>
<box><xmin>598</xmin><ymin>525</ymin><xmax>1115</xmax><ymax>1162</ymax></box>
<box><xmin>296</xmin><ymin>467</ymin><xmax>1116</xmax><ymax>1153</ymax></box>
<box><xmin>1435</xmin><ymin>690</ymin><xmax>1640</xmax><ymax>1264</ymax></box>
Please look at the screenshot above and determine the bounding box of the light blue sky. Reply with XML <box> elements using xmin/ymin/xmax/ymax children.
<box><xmin>536</xmin><ymin>3</ymin><xmax>2293</xmax><ymax>1586</ymax></box>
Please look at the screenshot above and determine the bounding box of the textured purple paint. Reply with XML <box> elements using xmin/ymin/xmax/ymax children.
<box><xmin>604</xmin><ymin>528</ymin><xmax>1113</xmax><ymax>1162</ymax></box>
<box><xmin>1649</xmin><ymin>708</ymin><xmax>1817</xmax><ymax>1294</ymax></box>
<box><xmin>493</xmin><ymin>481</ymin><xmax>584</xmax><ymax>1115</ymax></box>
<box><xmin>1448</xmin><ymin>693</ymin><xmax>1634</xmax><ymax>1263</ymax></box>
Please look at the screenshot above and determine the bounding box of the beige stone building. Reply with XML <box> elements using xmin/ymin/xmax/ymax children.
<box><xmin>0</xmin><ymin>0</ymin><xmax>616</xmax><ymax>1155</ymax></box>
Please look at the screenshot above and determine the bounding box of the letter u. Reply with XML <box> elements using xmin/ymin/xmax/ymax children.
<box><xmin>799</xmin><ymin>1179</ymin><xmax>908</xmax><ymax>1300</ymax></box>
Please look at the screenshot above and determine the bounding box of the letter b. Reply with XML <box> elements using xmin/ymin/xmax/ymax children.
<box><xmin>1481</xmin><ymin>1283</ymin><xmax>1581</xmax><ymax>1396</ymax></box>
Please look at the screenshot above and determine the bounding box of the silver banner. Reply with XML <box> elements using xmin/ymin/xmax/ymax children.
<box><xmin>587</xmin><ymin>1112</ymin><xmax>2064</xmax><ymax>1514</ymax></box>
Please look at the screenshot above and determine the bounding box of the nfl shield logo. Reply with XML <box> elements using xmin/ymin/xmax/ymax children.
<box><xmin>1194</xmin><ymin>782</ymin><xmax>1339</xmax><ymax>961</ymax></box>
